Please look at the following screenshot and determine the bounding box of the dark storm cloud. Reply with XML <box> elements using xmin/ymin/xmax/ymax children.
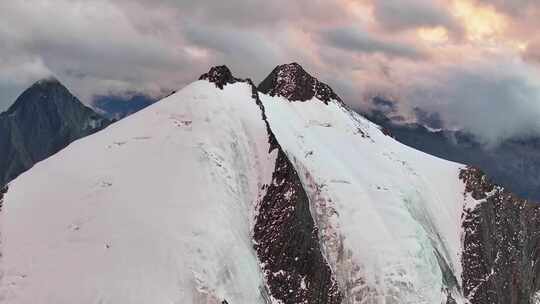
<box><xmin>372</xmin><ymin>0</ymin><xmax>463</xmax><ymax>34</ymax></box>
<box><xmin>147</xmin><ymin>0</ymin><xmax>348</xmax><ymax>26</ymax></box>
<box><xmin>321</xmin><ymin>27</ymin><xmax>427</xmax><ymax>60</ymax></box>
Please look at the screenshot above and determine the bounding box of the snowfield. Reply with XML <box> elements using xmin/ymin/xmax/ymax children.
<box><xmin>0</xmin><ymin>72</ymin><xmax>482</xmax><ymax>303</ymax></box>
<box><xmin>0</xmin><ymin>81</ymin><xmax>276</xmax><ymax>304</ymax></box>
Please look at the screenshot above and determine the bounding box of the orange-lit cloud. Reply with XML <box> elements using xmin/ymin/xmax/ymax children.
<box><xmin>453</xmin><ymin>0</ymin><xmax>507</xmax><ymax>42</ymax></box>
<box><xmin>418</xmin><ymin>26</ymin><xmax>450</xmax><ymax>44</ymax></box>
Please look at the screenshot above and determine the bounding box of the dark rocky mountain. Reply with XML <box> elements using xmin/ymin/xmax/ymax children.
<box><xmin>460</xmin><ymin>167</ymin><xmax>540</xmax><ymax>304</ymax></box>
<box><xmin>93</xmin><ymin>92</ymin><xmax>157</xmax><ymax>120</ymax></box>
<box><xmin>258</xmin><ymin>62</ymin><xmax>342</xmax><ymax>104</ymax></box>
<box><xmin>0</xmin><ymin>77</ymin><xmax>109</xmax><ymax>186</ymax></box>
<box><xmin>364</xmin><ymin>98</ymin><xmax>540</xmax><ymax>201</ymax></box>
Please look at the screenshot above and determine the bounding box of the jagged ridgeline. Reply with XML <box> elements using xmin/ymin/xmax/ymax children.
<box><xmin>0</xmin><ymin>64</ymin><xmax>539</xmax><ymax>304</ymax></box>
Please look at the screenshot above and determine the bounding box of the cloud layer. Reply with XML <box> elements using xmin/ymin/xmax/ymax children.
<box><xmin>1</xmin><ymin>0</ymin><xmax>540</xmax><ymax>145</ymax></box>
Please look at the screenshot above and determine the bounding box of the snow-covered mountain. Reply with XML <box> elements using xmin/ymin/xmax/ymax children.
<box><xmin>1</xmin><ymin>64</ymin><xmax>538</xmax><ymax>304</ymax></box>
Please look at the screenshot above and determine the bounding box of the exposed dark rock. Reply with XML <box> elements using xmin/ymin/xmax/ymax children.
<box><xmin>381</xmin><ymin>127</ymin><xmax>393</xmax><ymax>137</ymax></box>
<box><xmin>0</xmin><ymin>185</ymin><xmax>7</xmax><ymax>212</ymax></box>
<box><xmin>249</xmin><ymin>83</ymin><xmax>341</xmax><ymax>303</ymax></box>
<box><xmin>199</xmin><ymin>65</ymin><xmax>241</xmax><ymax>89</ymax></box>
<box><xmin>0</xmin><ymin>77</ymin><xmax>110</xmax><ymax>186</ymax></box>
<box><xmin>459</xmin><ymin>167</ymin><xmax>540</xmax><ymax>304</ymax></box>
<box><xmin>258</xmin><ymin>63</ymin><xmax>342</xmax><ymax>104</ymax></box>
<box><xmin>253</xmin><ymin>145</ymin><xmax>341</xmax><ymax>304</ymax></box>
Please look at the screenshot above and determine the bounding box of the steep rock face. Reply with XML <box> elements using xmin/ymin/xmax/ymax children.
<box><xmin>205</xmin><ymin>66</ymin><xmax>341</xmax><ymax>304</ymax></box>
<box><xmin>253</xmin><ymin>148</ymin><xmax>341</xmax><ymax>304</ymax></box>
<box><xmin>0</xmin><ymin>78</ymin><xmax>109</xmax><ymax>185</ymax></box>
<box><xmin>460</xmin><ymin>167</ymin><xmax>540</xmax><ymax>304</ymax></box>
<box><xmin>0</xmin><ymin>185</ymin><xmax>6</xmax><ymax>212</ymax></box>
<box><xmin>258</xmin><ymin>63</ymin><xmax>342</xmax><ymax>104</ymax></box>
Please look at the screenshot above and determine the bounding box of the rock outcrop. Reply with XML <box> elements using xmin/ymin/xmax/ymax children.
<box><xmin>258</xmin><ymin>63</ymin><xmax>342</xmax><ymax>104</ymax></box>
<box><xmin>460</xmin><ymin>167</ymin><xmax>540</xmax><ymax>304</ymax></box>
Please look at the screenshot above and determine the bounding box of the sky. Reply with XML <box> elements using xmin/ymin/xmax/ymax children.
<box><xmin>2</xmin><ymin>0</ymin><xmax>540</xmax><ymax>145</ymax></box>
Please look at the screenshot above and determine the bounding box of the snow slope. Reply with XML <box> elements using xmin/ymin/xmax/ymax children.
<box><xmin>0</xmin><ymin>80</ymin><xmax>276</xmax><ymax>304</ymax></box>
<box><xmin>261</xmin><ymin>95</ymin><xmax>467</xmax><ymax>303</ymax></box>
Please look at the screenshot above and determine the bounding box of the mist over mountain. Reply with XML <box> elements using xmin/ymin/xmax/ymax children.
<box><xmin>93</xmin><ymin>93</ymin><xmax>157</xmax><ymax>120</ymax></box>
<box><xmin>363</xmin><ymin>96</ymin><xmax>540</xmax><ymax>202</ymax></box>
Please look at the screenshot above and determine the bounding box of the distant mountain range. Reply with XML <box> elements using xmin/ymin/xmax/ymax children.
<box><xmin>0</xmin><ymin>77</ymin><xmax>110</xmax><ymax>186</ymax></box>
<box><xmin>93</xmin><ymin>93</ymin><xmax>157</xmax><ymax>120</ymax></box>
<box><xmin>363</xmin><ymin>97</ymin><xmax>540</xmax><ymax>201</ymax></box>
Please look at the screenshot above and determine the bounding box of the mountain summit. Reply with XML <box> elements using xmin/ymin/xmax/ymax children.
<box><xmin>0</xmin><ymin>77</ymin><xmax>109</xmax><ymax>185</ymax></box>
<box><xmin>258</xmin><ymin>62</ymin><xmax>342</xmax><ymax>104</ymax></box>
<box><xmin>199</xmin><ymin>65</ymin><xmax>242</xmax><ymax>89</ymax></box>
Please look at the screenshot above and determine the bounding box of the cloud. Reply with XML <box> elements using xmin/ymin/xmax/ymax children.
<box><xmin>0</xmin><ymin>0</ymin><xmax>204</xmax><ymax>107</ymax></box>
<box><xmin>122</xmin><ymin>0</ymin><xmax>351</xmax><ymax>28</ymax></box>
<box><xmin>372</xmin><ymin>0</ymin><xmax>462</xmax><ymax>35</ymax></box>
<box><xmin>1</xmin><ymin>0</ymin><xmax>540</xmax><ymax>148</ymax></box>
<box><xmin>474</xmin><ymin>0</ymin><xmax>536</xmax><ymax>16</ymax></box>
<box><xmin>434</xmin><ymin>59</ymin><xmax>540</xmax><ymax>145</ymax></box>
<box><xmin>382</xmin><ymin>54</ymin><xmax>540</xmax><ymax>145</ymax></box>
<box><xmin>320</xmin><ymin>27</ymin><xmax>427</xmax><ymax>60</ymax></box>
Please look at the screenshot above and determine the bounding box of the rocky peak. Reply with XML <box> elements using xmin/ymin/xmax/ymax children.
<box><xmin>6</xmin><ymin>77</ymin><xmax>72</xmax><ymax>115</ymax></box>
<box><xmin>0</xmin><ymin>77</ymin><xmax>110</xmax><ymax>186</ymax></box>
<box><xmin>258</xmin><ymin>63</ymin><xmax>342</xmax><ymax>104</ymax></box>
<box><xmin>199</xmin><ymin>65</ymin><xmax>241</xmax><ymax>89</ymax></box>
<box><xmin>459</xmin><ymin>166</ymin><xmax>540</xmax><ymax>304</ymax></box>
